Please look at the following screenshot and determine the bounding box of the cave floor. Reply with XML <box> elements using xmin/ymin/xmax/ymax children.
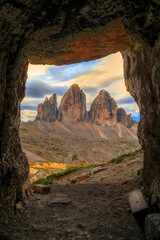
<box><xmin>0</xmin><ymin>152</ymin><xmax>145</xmax><ymax>240</ymax></box>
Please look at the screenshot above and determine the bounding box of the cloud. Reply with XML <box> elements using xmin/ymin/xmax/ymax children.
<box><xmin>21</xmin><ymin>105</ymin><xmax>37</xmax><ymax>111</ymax></box>
<box><xmin>28</xmin><ymin>64</ymin><xmax>49</xmax><ymax>78</ymax></box>
<box><xmin>117</xmin><ymin>97</ymin><xmax>135</xmax><ymax>105</ymax></box>
<box><xmin>21</xmin><ymin>97</ymin><xmax>44</xmax><ymax>107</ymax></box>
<box><xmin>27</xmin><ymin>60</ymin><xmax>98</xmax><ymax>85</ymax></box>
<box><xmin>26</xmin><ymin>80</ymin><xmax>68</xmax><ymax>98</ymax></box>
<box><xmin>65</xmin><ymin>53</ymin><xmax>123</xmax><ymax>88</ymax></box>
<box><xmin>46</xmin><ymin>60</ymin><xmax>99</xmax><ymax>83</ymax></box>
<box><xmin>21</xmin><ymin>109</ymin><xmax>37</xmax><ymax>122</ymax></box>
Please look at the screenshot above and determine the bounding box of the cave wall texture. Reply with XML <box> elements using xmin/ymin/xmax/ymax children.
<box><xmin>0</xmin><ymin>0</ymin><xmax>160</xmax><ymax>210</ymax></box>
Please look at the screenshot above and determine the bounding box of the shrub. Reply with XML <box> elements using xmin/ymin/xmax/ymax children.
<box><xmin>70</xmin><ymin>179</ymin><xmax>76</xmax><ymax>184</ymax></box>
<box><xmin>107</xmin><ymin>148</ymin><xmax>142</xmax><ymax>164</ymax></box>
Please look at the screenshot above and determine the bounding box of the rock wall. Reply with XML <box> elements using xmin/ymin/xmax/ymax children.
<box><xmin>0</xmin><ymin>44</ymin><xmax>30</xmax><ymax>210</ymax></box>
<box><xmin>122</xmin><ymin>37</ymin><xmax>160</xmax><ymax>209</ymax></box>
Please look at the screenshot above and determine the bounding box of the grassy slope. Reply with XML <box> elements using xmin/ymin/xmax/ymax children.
<box><xmin>33</xmin><ymin>148</ymin><xmax>142</xmax><ymax>186</ymax></box>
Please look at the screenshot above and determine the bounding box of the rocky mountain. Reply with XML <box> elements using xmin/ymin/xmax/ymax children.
<box><xmin>36</xmin><ymin>84</ymin><xmax>136</xmax><ymax>128</ymax></box>
<box><xmin>58</xmin><ymin>84</ymin><xmax>87</xmax><ymax>123</ymax></box>
<box><xmin>117</xmin><ymin>108</ymin><xmax>135</xmax><ymax>128</ymax></box>
<box><xmin>89</xmin><ymin>90</ymin><xmax>117</xmax><ymax>126</ymax></box>
<box><xmin>36</xmin><ymin>94</ymin><xmax>57</xmax><ymax>122</ymax></box>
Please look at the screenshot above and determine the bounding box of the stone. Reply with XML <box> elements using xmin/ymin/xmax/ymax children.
<box><xmin>117</xmin><ymin>108</ymin><xmax>135</xmax><ymax>128</ymax></box>
<box><xmin>128</xmin><ymin>189</ymin><xmax>149</xmax><ymax>228</ymax></box>
<box><xmin>145</xmin><ymin>214</ymin><xmax>160</xmax><ymax>240</ymax></box>
<box><xmin>91</xmin><ymin>166</ymin><xmax>108</xmax><ymax>175</ymax></box>
<box><xmin>36</xmin><ymin>94</ymin><xmax>57</xmax><ymax>122</ymax></box>
<box><xmin>72</xmin><ymin>173</ymin><xmax>89</xmax><ymax>182</ymax></box>
<box><xmin>50</xmin><ymin>198</ymin><xmax>72</xmax><ymax>205</ymax></box>
<box><xmin>15</xmin><ymin>202</ymin><xmax>23</xmax><ymax>210</ymax></box>
<box><xmin>58</xmin><ymin>84</ymin><xmax>87</xmax><ymax>123</ymax></box>
<box><xmin>89</xmin><ymin>90</ymin><xmax>117</xmax><ymax>126</ymax></box>
<box><xmin>33</xmin><ymin>184</ymin><xmax>51</xmax><ymax>194</ymax></box>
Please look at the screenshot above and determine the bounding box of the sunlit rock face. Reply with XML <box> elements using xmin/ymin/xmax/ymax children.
<box><xmin>0</xmin><ymin>0</ymin><xmax>159</xmax><ymax>211</ymax></box>
<box><xmin>36</xmin><ymin>94</ymin><xmax>57</xmax><ymax>122</ymax></box>
<box><xmin>117</xmin><ymin>108</ymin><xmax>135</xmax><ymax>128</ymax></box>
<box><xmin>89</xmin><ymin>90</ymin><xmax>118</xmax><ymax>126</ymax></box>
<box><xmin>36</xmin><ymin>87</ymin><xmax>135</xmax><ymax>128</ymax></box>
<box><xmin>58</xmin><ymin>84</ymin><xmax>87</xmax><ymax>123</ymax></box>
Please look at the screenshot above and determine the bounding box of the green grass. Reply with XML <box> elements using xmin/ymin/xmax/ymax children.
<box><xmin>32</xmin><ymin>163</ymin><xmax>100</xmax><ymax>186</ymax></box>
<box><xmin>32</xmin><ymin>148</ymin><xmax>142</xmax><ymax>186</ymax></box>
<box><xmin>107</xmin><ymin>148</ymin><xmax>142</xmax><ymax>164</ymax></box>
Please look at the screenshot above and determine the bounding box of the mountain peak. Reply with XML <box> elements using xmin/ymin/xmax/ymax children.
<box><xmin>36</xmin><ymin>94</ymin><xmax>57</xmax><ymax>122</ymax></box>
<box><xmin>89</xmin><ymin>89</ymin><xmax>118</xmax><ymax>126</ymax></box>
<box><xmin>44</xmin><ymin>96</ymin><xmax>49</xmax><ymax>102</ymax></box>
<box><xmin>36</xmin><ymin>85</ymin><xmax>136</xmax><ymax>128</ymax></box>
<box><xmin>70</xmin><ymin>84</ymin><xmax>79</xmax><ymax>89</ymax></box>
<box><xmin>117</xmin><ymin>108</ymin><xmax>135</xmax><ymax>128</ymax></box>
<box><xmin>58</xmin><ymin>84</ymin><xmax>87</xmax><ymax>123</ymax></box>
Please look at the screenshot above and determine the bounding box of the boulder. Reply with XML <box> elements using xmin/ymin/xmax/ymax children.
<box><xmin>91</xmin><ymin>165</ymin><xmax>108</xmax><ymax>174</ymax></box>
<box><xmin>145</xmin><ymin>214</ymin><xmax>160</xmax><ymax>240</ymax></box>
<box><xmin>72</xmin><ymin>173</ymin><xmax>89</xmax><ymax>182</ymax></box>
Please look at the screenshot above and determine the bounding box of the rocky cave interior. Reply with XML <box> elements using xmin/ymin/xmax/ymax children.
<box><xmin>0</xmin><ymin>0</ymin><xmax>160</xmax><ymax>213</ymax></box>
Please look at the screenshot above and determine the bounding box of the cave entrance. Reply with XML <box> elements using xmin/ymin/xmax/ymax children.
<box><xmin>20</xmin><ymin>52</ymin><xmax>140</xmax><ymax>184</ymax></box>
<box><xmin>0</xmin><ymin>0</ymin><xmax>160</xmax><ymax>214</ymax></box>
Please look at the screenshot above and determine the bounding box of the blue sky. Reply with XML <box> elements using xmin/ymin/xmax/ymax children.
<box><xmin>21</xmin><ymin>53</ymin><xmax>140</xmax><ymax>122</ymax></box>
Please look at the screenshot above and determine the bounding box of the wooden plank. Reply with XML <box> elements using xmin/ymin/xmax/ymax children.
<box><xmin>128</xmin><ymin>189</ymin><xmax>149</xmax><ymax>213</ymax></box>
<box><xmin>33</xmin><ymin>184</ymin><xmax>51</xmax><ymax>194</ymax></box>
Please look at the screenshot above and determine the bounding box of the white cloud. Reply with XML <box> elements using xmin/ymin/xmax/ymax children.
<box><xmin>22</xmin><ymin>97</ymin><xmax>44</xmax><ymax>107</ymax></box>
<box><xmin>21</xmin><ymin>109</ymin><xmax>37</xmax><ymax>122</ymax></box>
<box><xmin>64</xmin><ymin>52</ymin><xmax>123</xmax><ymax>88</ymax></box>
<box><xmin>28</xmin><ymin>64</ymin><xmax>49</xmax><ymax>78</ymax></box>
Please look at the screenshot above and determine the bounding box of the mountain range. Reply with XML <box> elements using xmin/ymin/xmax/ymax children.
<box><xmin>36</xmin><ymin>84</ymin><xmax>136</xmax><ymax>128</ymax></box>
<box><xmin>20</xmin><ymin>84</ymin><xmax>139</xmax><ymax>181</ymax></box>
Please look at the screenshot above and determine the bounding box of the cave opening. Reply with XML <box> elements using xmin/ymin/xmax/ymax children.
<box><xmin>20</xmin><ymin>52</ymin><xmax>140</xmax><ymax>184</ymax></box>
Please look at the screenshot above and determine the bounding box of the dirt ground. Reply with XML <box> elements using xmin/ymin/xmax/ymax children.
<box><xmin>0</xmin><ymin>151</ymin><xmax>146</xmax><ymax>240</ymax></box>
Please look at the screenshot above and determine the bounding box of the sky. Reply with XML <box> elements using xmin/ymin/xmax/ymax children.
<box><xmin>21</xmin><ymin>52</ymin><xmax>140</xmax><ymax>122</ymax></box>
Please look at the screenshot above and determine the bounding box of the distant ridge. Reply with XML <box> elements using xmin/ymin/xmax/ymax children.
<box><xmin>36</xmin><ymin>84</ymin><xmax>136</xmax><ymax>128</ymax></box>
